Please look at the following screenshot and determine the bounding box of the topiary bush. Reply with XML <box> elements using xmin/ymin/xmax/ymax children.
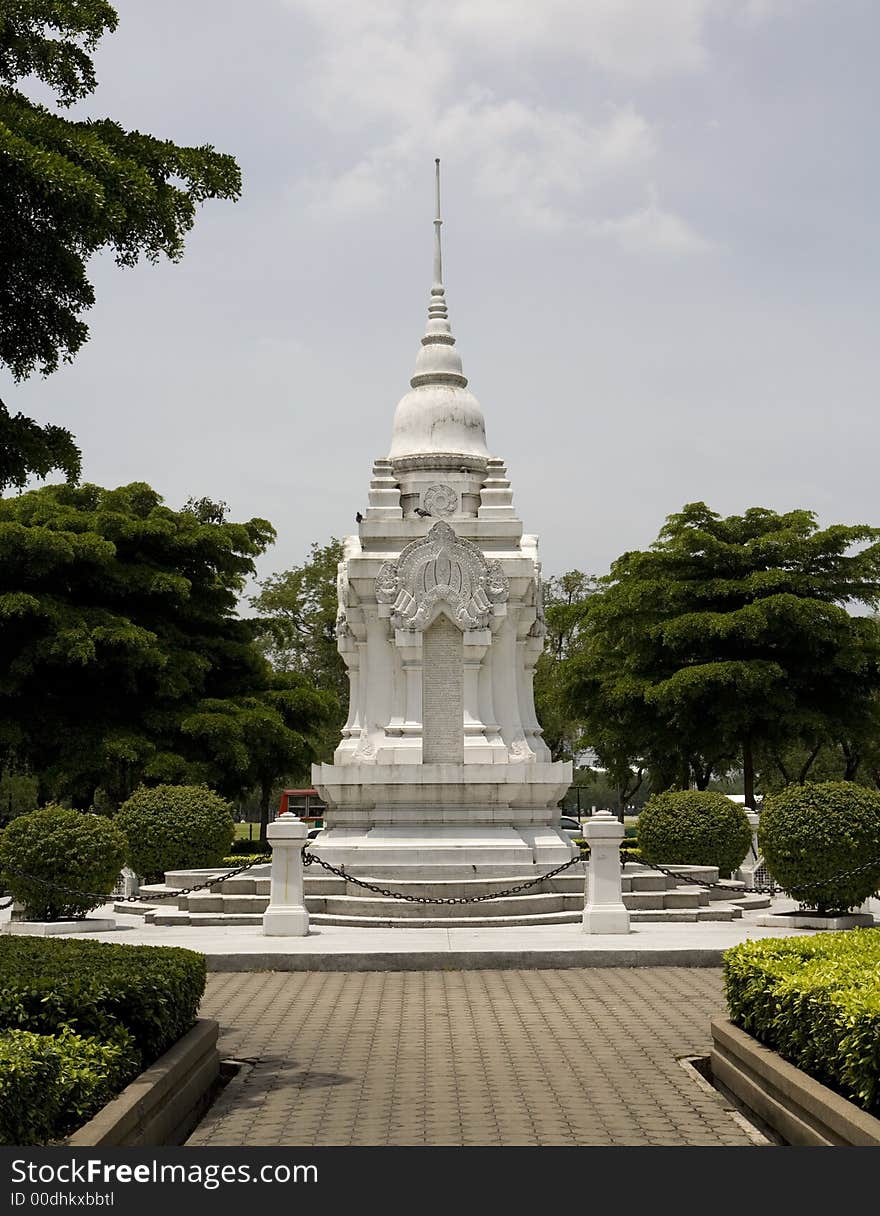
<box><xmin>116</xmin><ymin>784</ymin><xmax>235</xmax><ymax>880</ymax></box>
<box><xmin>0</xmin><ymin>937</ymin><xmax>206</xmax><ymax>1067</ymax></box>
<box><xmin>0</xmin><ymin>806</ymin><xmax>127</xmax><ymax>921</ymax></box>
<box><xmin>638</xmin><ymin>789</ymin><xmax>752</xmax><ymax>878</ymax></box>
<box><xmin>724</xmin><ymin>930</ymin><xmax>880</xmax><ymax>1113</ymax></box>
<box><xmin>759</xmin><ymin>781</ymin><xmax>880</xmax><ymax>913</ymax></box>
<box><xmin>0</xmin><ymin>1027</ymin><xmax>140</xmax><ymax>1145</ymax></box>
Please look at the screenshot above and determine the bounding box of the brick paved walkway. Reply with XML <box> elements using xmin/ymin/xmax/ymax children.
<box><xmin>188</xmin><ymin>968</ymin><xmax>755</xmax><ymax>1147</ymax></box>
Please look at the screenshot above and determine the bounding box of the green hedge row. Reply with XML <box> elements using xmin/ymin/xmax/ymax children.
<box><xmin>724</xmin><ymin>929</ymin><xmax>880</xmax><ymax>1114</ymax></box>
<box><xmin>220</xmin><ymin>854</ymin><xmax>270</xmax><ymax>868</ymax></box>
<box><xmin>0</xmin><ymin>938</ymin><xmax>206</xmax><ymax>1068</ymax></box>
<box><xmin>0</xmin><ymin>1028</ymin><xmax>139</xmax><ymax>1146</ymax></box>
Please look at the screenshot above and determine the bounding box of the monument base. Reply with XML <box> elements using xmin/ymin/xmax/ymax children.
<box><xmin>311</xmin><ymin>759</ymin><xmax>575</xmax><ymax>878</ymax></box>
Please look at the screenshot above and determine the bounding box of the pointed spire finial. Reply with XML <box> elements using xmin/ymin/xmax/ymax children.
<box><xmin>409</xmin><ymin>159</ymin><xmax>467</xmax><ymax>389</ymax></box>
<box><xmin>433</xmin><ymin>158</ymin><xmax>442</xmax><ymax>291</ymax></box>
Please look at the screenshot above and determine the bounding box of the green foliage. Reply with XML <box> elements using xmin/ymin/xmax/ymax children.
<box><xmin>638</xmin><ymin>789</ymin><xmax>752</xmax><ymax>877</ymax></box>
<box><xmin>0</xmin><ymin>935</ymin><xmax>206</xmax><ymax>1065</ymax></box>
<box><xmin>0</xmin><ymin>804</ymin><xmax>126</xmax><ymax>919</ymax></box>
<box><xmin>724</xmin><ymin>930</ymin><xmax>880</xmax><ymax>1113</ymax></box>
<box><xmin>565</xmin><ymin>503</ymin><xmax>880</xmax><ymax>804</ymax></box>
<box><xmin>0</xmin><ymin>1025</ymin><xmax>139</xmax><ymax>1146</ymax></box>
<box><xmin>533</xmin><ymin>571</ymin><xmax>598</xmax><ymax>762</ymax></box>
<box><xmin>116</xmin><ymin>784</ymin><xmax>234</xmax><ymax>880</ymax></box>
<box><xmin>759</xmin><ymin>781</ymin><xmax>880</xmax><ymax>913</ymax></box>
<box><xmin>221</xmin><ymin>853</ymin><xmax>269</xmax><ymax>867</ymax></box>
<box><xmin>0</xmin><ymin>481</ymin><xmax>276</xmax><ymax>804</ymax></box>
<box><xmin>0</xmin><ymin>398</ymin><xmax>81</xmax><ymax>492</ymax></box>
<box><xmin>0</xmin><ymin>765</ymin><xmax>38</xmax><ymax>825</ymax></box>
<box><xmin>251</xmin><ymin>539</ymin><xmax>347</xmax><ymax>764</ymax></box>
<box><xmin>0</xmin><ymin>1</ymin><xmax>241</xmax><ymax>380</ymax></box>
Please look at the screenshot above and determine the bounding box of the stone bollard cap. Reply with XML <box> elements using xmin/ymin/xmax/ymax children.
<box><xmin>266</xmin><ymin>813</ymin><xmax>309</xmax><ymax>841</ymax></box>
<box><xmin>583</xmin><ymin>810</ymin><xmax>625</xmax><ymax>841</ymax></box>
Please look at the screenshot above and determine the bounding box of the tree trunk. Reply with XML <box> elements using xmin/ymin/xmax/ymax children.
<box><xmin>742</xmin><ymin>736</ymin><xmax>756</xmax><ymax>810</ymax></box>
<box><xmin>258</xmin><ymin>778</ymin><xmax>272</xmax><ymax>849</ymax></box>
<box><xmin>841</xmin><ymin>742</ymin><xmax>861</xmax><ymax>782</ymax></box>
<box><xmin>797</xmin><ymin>742</ymin><xmax>822</xmax><ymax>784</ymax></box>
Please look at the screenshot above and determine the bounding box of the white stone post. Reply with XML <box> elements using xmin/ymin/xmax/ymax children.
<box><xmin>736</xmin><ymin>810</ymin><xmax>761</xmax><ymax>890</ymax></box>
<box><xmin>583</xmin><ymin>810</ymin><xmax>630</xmax><ymax>934</ymax></box>
<box><xmin>262</xmin><ymin>813</ymin><xmax>310</xmax><ymax>936</ymax></box>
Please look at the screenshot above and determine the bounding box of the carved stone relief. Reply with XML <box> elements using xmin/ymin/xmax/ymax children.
<box><xmin>422</xmin><ymin>483</ymin><xmax>459</xmax><ymax>517</ymax></box>
<box><xmin>376</xmin><ymin>520</ymin><xmax>509</xmax><ymax>632</ymax></box>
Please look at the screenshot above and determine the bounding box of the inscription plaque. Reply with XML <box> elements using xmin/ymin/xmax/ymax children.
<box><xmin>422</xmin><ymin>614</ymin><xmax>463</xmax><ymax>763</ymax></box>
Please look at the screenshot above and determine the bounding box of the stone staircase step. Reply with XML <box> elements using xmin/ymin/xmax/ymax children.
<box><xmin>663</xmin><ymin>888</ymin><xmax>710</xmax><ymax>909</ymax></box>
<box><xmin>621</xmin><ymin>892</ymin><xmax>667</xmax><ymax>910</ymax></box>
<box><xmin>736</xmin><ymin>893</ymin><xmax>773</xmax><ymax>910</ymax></box>
<box><xmin>622</xmin><ymin>873</ymin><xmax>668</xmax><ymax>893</ymax></box>
<box><xmin>147</xmin><ymin>911</ymin><xmax>264</xmax><ymax>926</ymax></box>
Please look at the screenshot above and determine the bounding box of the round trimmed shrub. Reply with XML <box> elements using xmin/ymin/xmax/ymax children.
<box><xmin>638</xmin><ymin>790</ymin><xmax>752</xmax><ymax>877</ymax></box>
<box><xmin>116</xmin><ymin>784</ymin><xmax>235</xmax><ymax>881</ymax></box>
<box><xmin>759</xmin><ymin>781</ymin><xmax>880</xmax><ymax>914</ymax></box>
<box><xmin>0</xmin><ymin>806</ymin><xmax>128</xmax><ymax>921</ymax></box>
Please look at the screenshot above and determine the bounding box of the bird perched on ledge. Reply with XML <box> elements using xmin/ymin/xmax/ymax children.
<box><xmin>355</xmin><ymin>511</ymin><xmax>364</xmax><ymax>523</ymax></box>
<box><xmin>413</xmin><ymin>506</ymin><xmax>431</xmax><ymax>518</ymax></box>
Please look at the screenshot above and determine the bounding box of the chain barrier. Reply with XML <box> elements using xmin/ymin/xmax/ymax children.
<box><xmin>302</xmin><ymin>849</ymin><xmax>583</xmax><ymax>904</ymax></box>
<box><xmin>634</xmin><ymin>855</ymin><xmax>880</xmax><ymax>900</ymax></box>
<box><xmin>3</xmin><ymin>849</ymin><xmax>879</xmax><ymax>911</ymax></box>
<box><xmin>0</xmin><ymin>856</ymin><xmax>271</xmax><ymax>907</ymax></box>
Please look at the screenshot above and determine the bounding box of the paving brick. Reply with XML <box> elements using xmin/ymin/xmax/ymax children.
<box><xmin>187</xmin><ymin>968</ymin><xmax>757</xmax><ymax>1148</ymax></box>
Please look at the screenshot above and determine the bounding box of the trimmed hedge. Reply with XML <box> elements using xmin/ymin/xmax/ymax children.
<box><xmin>0</xmin><ymin>1027</ymin><xmax>139</xmax><ymax>1145</ymax></box>
<box><xmin>724</xmin><ymin>929</ymin><xmax>880</xmax><ymax>1114</ymax></box>
<box><xmin>638</xmin><ymin>790</ymin><xmax>752</xmax><ymax>877</ymax></box>
<box><xmin>116</xmin><ymin>784</ymin><xmax>235</xmax><ymax>881</ymax></box>
<box><xmin>221</xmin><ymin>854</ymin><xmax>270</xmax><ymax>867</ymax></box>
<box><xmin>0</xmin><ymin>937</ymin><xmax>206</xmax><ymax>1068</ymax></box>
<box><xmin>759</xmin><ymin>781</ymin><xmax>880</xmax><ymax>913</ymax></box>
<box><xmin>0</xmin><ymin>806</ymin><xmax>127</xmax><ymax>921</ymax></box>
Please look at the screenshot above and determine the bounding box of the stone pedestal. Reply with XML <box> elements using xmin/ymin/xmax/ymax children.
<box><xmin>262</xmin><ymin>813</ymin><xmax>309</xmax><ymax>937</ymax></box>
<box><xmin>736</xmin><ymin>810</ymin><xmax>761</xmax><ymax>890</ymax></box>
<box><xmin>582</xmin><ymin>811</ymin><xmax>630</xmax><ymax>934</ymax></box>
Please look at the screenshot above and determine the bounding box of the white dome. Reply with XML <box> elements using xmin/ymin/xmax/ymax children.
<box><xmin>390</xmin><ymin>382</ymin><xmax>489</xmax><ymax>462</ymax></box>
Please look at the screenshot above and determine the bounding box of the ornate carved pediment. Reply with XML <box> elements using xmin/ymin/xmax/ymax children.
<box><xmin>376</xmin><ymin>521</ymin><xmax>509</xmax><ymax>632</ymax></box>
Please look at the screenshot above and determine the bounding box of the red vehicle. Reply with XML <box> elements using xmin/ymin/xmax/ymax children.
<box><xmin>276</xmin><ymin>788</ymin><xmax>326</xmax><ymax>828</ymax></box>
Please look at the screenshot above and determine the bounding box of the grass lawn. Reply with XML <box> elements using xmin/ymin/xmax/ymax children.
<box><xmin>234</xmin><ymin>821</ymin><xmax>261</xmax><ymax>842</ymax></box>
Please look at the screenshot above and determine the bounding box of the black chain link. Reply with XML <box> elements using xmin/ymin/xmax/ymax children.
<box><xmin>636</xmin><ymin>855</ymin><xmax>880</xmax><ymax>899</ymax></box>
<box><xmin>301</xmin><ymin>849</ymin><xmax>583</xmax><ymax>903</ymax></box>
<box><xmin>0</xmin><ymin>856</ymin><xmax>271</xmax><ymax>907</ymax></box>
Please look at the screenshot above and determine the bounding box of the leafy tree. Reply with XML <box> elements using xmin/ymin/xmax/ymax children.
<box><xmin>0</xmin><ymin>0</ymin><xmax>241</xmax><ymax>380</ymax></box>
<box><xmin>0</xmin><ymin>399</ymin><xmax>80</xmax><ymax>491</ymax></box>
<box><xmin>0</xmin><ymin>481</ymin><xmax>275</xmax><ymax>805</ymax></box>
<box><xmin>172</xmin><ymin>675</ymin><xmax>334</xmax><ymax>845</ymax></box>
<box><xmin>533</xmin><ymin>571</ymin><xmax>597</xmax><ymax>761</ymax></box>
<box><xmin>565</xmin><ymin>503</ymin><xmax>880</xmax><ymax>808</ymax></box>
<box><xmin>251</xmin><ymin>539</ymin><xmax>348</xmax><ymax>761</ymax></box>
<box><xmin>0</xmin><ymin>2</ymin><xmax>240</xmax><ymax>493</ymax></box>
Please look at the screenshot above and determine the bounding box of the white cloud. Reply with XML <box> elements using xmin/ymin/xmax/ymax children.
<box><xmin>282</xmin><ymin>0</ymin><xmax>794</xmax><ymax>250</ymax></box>
<box><xmin>599</xmin><ymin>189</ymin><xmax>714</xmax><ymax>255</ymax></box>
<box><xmin>443</xmin><ymin>0</ymin><xmax>711</xmax><ymax>77</ymax></box>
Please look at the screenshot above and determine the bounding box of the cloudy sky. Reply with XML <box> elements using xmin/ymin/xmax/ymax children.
<box><xmin>5</xmin><ymin>0</ymin><xmax>879</xmax><ymax>587</ymax></box>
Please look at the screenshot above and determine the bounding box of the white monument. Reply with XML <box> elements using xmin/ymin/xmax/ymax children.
<box><xmin>311</xmin><ymin>163</ymin><xmax>573</xmax><ymax>877</ymax></box>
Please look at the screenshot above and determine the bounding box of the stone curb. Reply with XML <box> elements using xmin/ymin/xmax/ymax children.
<box><xmin>710</xmin><ymin>1017</ymin><xmax>880</xmax><ymax>1147</ymax></box>
<box><xmin>66</xmin><ymin>1019</ymin><xmax>220</xmax><ymax>1147</ymax></box>
<box><xmin>205</xmin><ymin>947</ymin><xmax>727</xmax><ymax>972</ymax></box>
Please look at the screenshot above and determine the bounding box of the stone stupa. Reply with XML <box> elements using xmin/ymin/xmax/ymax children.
<box><xmin>311</xmin><ymin>162</ymin><xmax>573</xmax><ymax>877</ymax></box>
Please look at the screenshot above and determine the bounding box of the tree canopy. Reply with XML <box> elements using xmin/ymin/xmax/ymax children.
<box><xmin>251</xmin><ymin>538</ymin><xmax>348</xmax><ymax>762</ymax></box>
<box><xmin>564</xmin><ymin>503</ymin><xmax>880</xmax><ymax>806</ymax></box>
<box><xmin>533</xmin><ymin>570</ymin><xmax>597</xmax><ymax>762</ymax></box>
<box><xmin>0</xmin><ymin>0</ymin><xmax>242</xmax><ymax>381</ymax></box>
<box><xmin>0</xmin><ymin>481</ymin><xmax>334</xmax><ymax>808</ymax></box>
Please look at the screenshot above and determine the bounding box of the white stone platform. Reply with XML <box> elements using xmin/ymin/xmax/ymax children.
<box><xmin>1</xmin><ymin>897</ymin><xmax>841</xmax><ymax>971</ymax></box>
